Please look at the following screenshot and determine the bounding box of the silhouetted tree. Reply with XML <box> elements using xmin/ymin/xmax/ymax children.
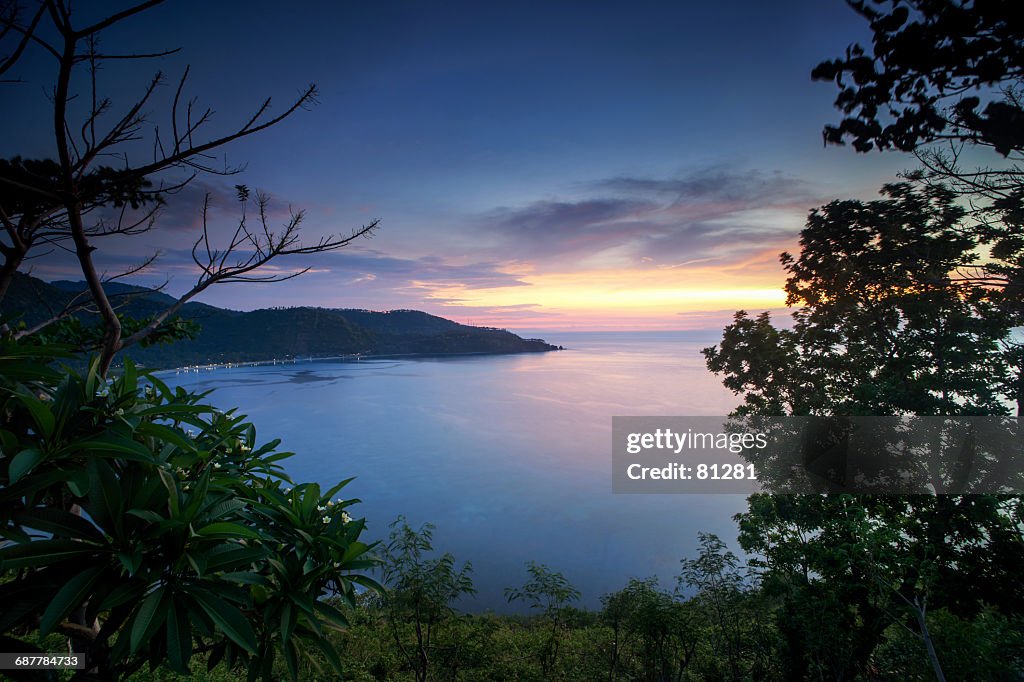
<box><xmin>704</xmin><ymin>182</ymin><xmax>1017</xmax><ymax>420</ymax></box>
<box><xmin>815</xmin><ymin>0</ymin><xmax>1022</xmax><ymax>156</ymax></box>
<box><xmin>705</xmin><ymin>178</ymin><xmax>1024</xmax><ymax>675</ymax></box>
<box><xmin>814</xmin><ymin>0</ymin><xmax>1024</xmax><ymax>210</ymax></box>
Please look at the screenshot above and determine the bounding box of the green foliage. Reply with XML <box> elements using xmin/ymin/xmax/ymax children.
<box><xmin>601</xmin><ymin>577</ymin><xmax>699</xmax><ymax>682</ymax></box>
<box><xmin>329</xmin><ymin>606</ymin><xmax>613</xmax><ymax>682</ymax></box>
<box><xmin>505</xmin><ymin>561</ymin><xmax>580</xmax><ymax>617</ymax></box>
<box><xmin>379</xmin><ymin>517</ymin><xmax>476</xmax><ymax>624</ymax></box>
<box><xmin>505</xmin><ymin>562</ymin><xmax>580</xmax><ymax>677</ymax></box>
<box><xmin>678</xmin><ymin>533</ymin><xmax>776</xmax><ymax>681</ymax></box>
<box><xmin>377</xmin><ymin>518</ymin><xmax>476</xmax><ymax>682</ymax></box>
<box><xmin>22</xmin><ymin>550</ymin><xmax>1014</xmax><ymax>681</ymax></box>
<box><xmin>0</xmin><ymin>340</ymin><xmax>379</xmax><ymax>680</ymax></box>
<box><xmin>874</xmin><ymin>607</ymin><xmax>1024</xmax><ymax>681</ymax></box>
<box><xmin>735</xmin><ymin>493</ymin><xmax>1024</xmax><ymax>679</ymax></box>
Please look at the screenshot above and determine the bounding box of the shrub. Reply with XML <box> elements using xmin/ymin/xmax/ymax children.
<box><xmin>0</xmin><ymin>340</ymin><xmax>379</xmax><ymax>680</ymax></box>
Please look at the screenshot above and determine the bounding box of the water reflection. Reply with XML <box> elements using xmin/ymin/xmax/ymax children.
<box><xmin>165</xmin><ymin>332</ymin><xmax>747</xmax><ymax>609</ymax></box>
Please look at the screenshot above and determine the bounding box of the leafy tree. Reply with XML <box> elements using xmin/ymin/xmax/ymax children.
<box><xmin>874</xmin><ymin>607</ymin><xmax>1024</xmax><ymax>681</ymax></box>
<box><xmin>0</xmin><ymin>341</ymin><xmax>380</xmax><ymax>680</ymax></box>
<box><xmin>736</xmin><ymin>493</ymin><xmax>1023</xmax><ymax>680</ymax></box>
<box><xmin>704</xmin><ymin>178</ymin><xmax>1024</xmax><ymax>676</ymax></box>
<box><xmin>377</xmin><ymin>517</ymin><xmax>476</xmax><ymax>682</ymax></box>
<box><xmin>677</xmin><ymin>533</ymin><xmax>774</xmax><ymax>681</ymax></box>
<box><xmin>601</xmin><ymin>577</ymin><xmax>698</xmax><ymax>682</ymax></box>
<box><xmin>813</xmin><ymin>1</ymin><xmax>1024</xmax><ymax>420</ymax></box>
<box><xmin>706</xmin><ymin>184</ymin><xmax>1021</xmax><ymax>493</ymax></box>
<box><xmin>969</xmin><ymin>186</ymin><xmax>1024</xmax><ymax>413</ymax></box>
<box><xmin>505</xmin><ymin>561</ymin><xmax>581</xmax><ymax>678</ymax></box>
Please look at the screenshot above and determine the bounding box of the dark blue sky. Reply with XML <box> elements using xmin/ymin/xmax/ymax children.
<box><xmin>3</xmin><ymin>0</ymin><xmax>918</xmax><ymax>330</ymax></box>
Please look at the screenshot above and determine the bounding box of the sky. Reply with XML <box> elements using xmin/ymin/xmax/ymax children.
<box><xmin>2</xmin><ymin>0</ymin><xmax>922</xmax><ymax>332</ymax></box>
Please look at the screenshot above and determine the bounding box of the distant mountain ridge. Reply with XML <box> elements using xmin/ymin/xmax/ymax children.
<box><xmin>4</xmin><ymin>273</ymin><xmax>560</xmax><ymax>368</ymax></box>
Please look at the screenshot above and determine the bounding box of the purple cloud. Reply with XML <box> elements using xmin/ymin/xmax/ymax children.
<box><xmin>473</xmin><ymin>167</ymin><xmax>823</xmax><ymax>267</ymax></box>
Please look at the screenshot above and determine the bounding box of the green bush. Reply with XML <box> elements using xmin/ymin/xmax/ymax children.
<box><xmin>0</xmin><ymin>340</ymin><xmax>379</xmax><ymax>680</ymax></box>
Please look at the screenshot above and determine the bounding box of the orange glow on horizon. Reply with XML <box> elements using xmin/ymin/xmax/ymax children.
<box><xmin>416</xmin><ymin>264</ymin><xmax>789</xmax><ymax>331</ymax></box>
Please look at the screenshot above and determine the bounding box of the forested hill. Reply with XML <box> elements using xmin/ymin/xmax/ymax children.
<box><xmin>3</xmin><ymin>273</ymin><xmax>561</xmax><ymax>368</ymax></box>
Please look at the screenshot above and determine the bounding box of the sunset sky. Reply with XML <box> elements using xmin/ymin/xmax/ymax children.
<box><xmin>2</xmin><ymin>0</ymin><xmax>919</xmax><ymax>331</ymax></box>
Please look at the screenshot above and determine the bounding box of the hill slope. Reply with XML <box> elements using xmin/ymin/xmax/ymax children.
<box><xmin>3</xmin><ymin>273</ymin><xmax>560</xmax><ymax>368</ymax></box>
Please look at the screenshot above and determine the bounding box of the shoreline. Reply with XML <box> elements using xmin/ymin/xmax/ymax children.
<box><xmin>148</xmin><ymin>347</ymin><xmax>564</xmax><ymax>376</ymax></box>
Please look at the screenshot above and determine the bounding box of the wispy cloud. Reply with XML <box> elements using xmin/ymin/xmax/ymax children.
<box><xmin>474</xmin><ymin>166</ymin><xmax>821</xmax><ymax>270</ymax></box>
<box><xmin>594</xmin><ymin>167</ymin><xmax>810</xmax><ymax>205</ymax></box>
<box><xmin>28</xmin><ymin>166</ymin><xmax>823</xmax><ymax>330</ymax></box>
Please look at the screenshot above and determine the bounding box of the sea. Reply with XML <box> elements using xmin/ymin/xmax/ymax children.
<box><xmin>162</xmin><ymin>331</ymin><xmax>750</xmax><ymax>611</ymax></box>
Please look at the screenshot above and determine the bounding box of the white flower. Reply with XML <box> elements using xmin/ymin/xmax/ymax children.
<box><xmin>113</xmin><ymin>408</ymin><xmax>124</xmax><ymax>417</ymax></box>
<box><xmin>341</xmin><ymin>512</ymin><xmax>352</xmax><ymax>524</ymax></box>
<box><xmin>240</xmin><ymin>444</ymin><xmax>251</xmax><ymax>453</ymax></box>
<box><xmin>213</xmin><ymin>462</ymin><xmax>222</xmax><ymax>469</ymax></box>
<box><xmin>322</xmin><ymin>515</ymin><xmax>331</xmax><ymax>524</ymax></box>
<box><xmin>317</xmin><ymin>505</ymin><xmax>326</xmax><ymax>512</ymax></box>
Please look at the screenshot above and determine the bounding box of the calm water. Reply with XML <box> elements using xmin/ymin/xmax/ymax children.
<box><xmin>165</xmin><ymin>331</ymin><xmax>748</xmax><ymax>610</ymax></box>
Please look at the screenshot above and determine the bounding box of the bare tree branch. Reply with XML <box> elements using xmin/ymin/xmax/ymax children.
<box><xmin>119</xmin><ymin>192</ymin><xmax>379</xmax><ymax>351</ymax></box>
<box><xmin>0</xmin><ymin>0</ymin><xmax>49</xmax><ymax>76</ymax></box>
<box><xmin>76</xmin><ymin>47</ymin><xmax>180</xmax><ymax>61</ymax></box>
<box><xmin>72</xmin><ymin>0</ymin><xmax>166</xmax><ymax>38</ymax></box>
<box><xmin>13</xmin><ymin>251</ymin><xmax>161</xmax><ymax>339</ymax></box>
<box><xmin>1</xmin><ymin>1</ymin><xmax>378</xmax><ymax>374</ymax></box>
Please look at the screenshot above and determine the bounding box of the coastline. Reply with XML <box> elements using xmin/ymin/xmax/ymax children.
<box><xmin>148</xmin><ymin>346</ymin><xmax>565</xmax><ymax>377</ymax></box>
